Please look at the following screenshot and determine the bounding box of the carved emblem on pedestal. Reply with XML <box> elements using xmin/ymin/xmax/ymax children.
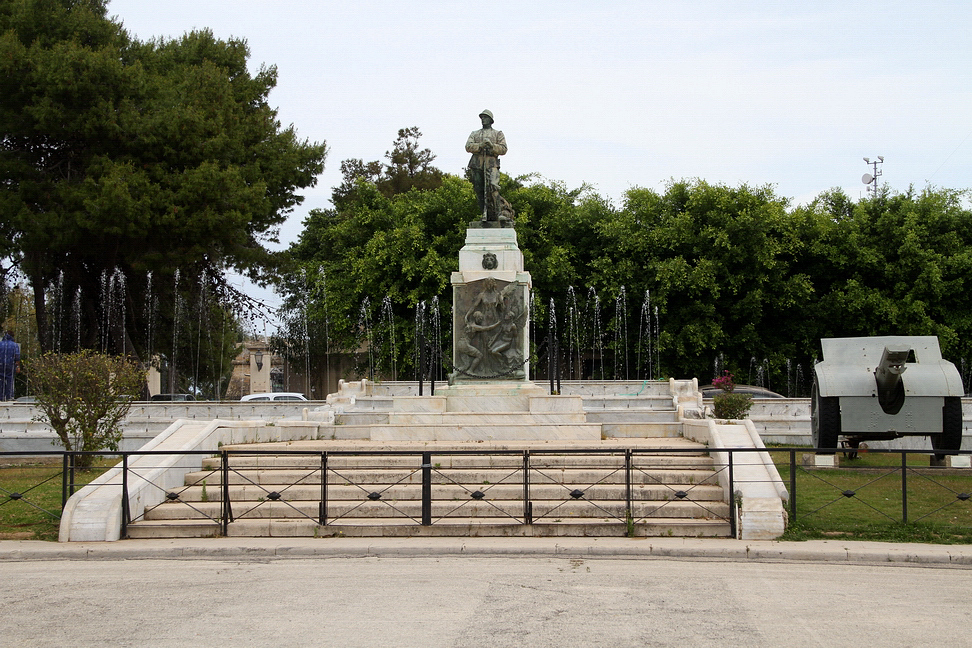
<box><xmin>481</xmin><ymin>252</ymin><xmax>498</xmax><ymax>270</ymax></box>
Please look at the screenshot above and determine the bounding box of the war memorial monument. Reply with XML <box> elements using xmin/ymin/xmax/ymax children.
<box><xmin>52</xmin><ymin>111</ymin><xmax>894</xmax><ymax>544</ymax></box>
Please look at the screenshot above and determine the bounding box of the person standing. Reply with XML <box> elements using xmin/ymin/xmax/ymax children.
<box><xmin>465</xmin><ymin>109</ymin><xmax>508</xmax><ymax>222</ymax></box>
<box><xmin>0</xmin><ymin>332</ymin><xmax>20</xmax><ymax>400</ymax></box>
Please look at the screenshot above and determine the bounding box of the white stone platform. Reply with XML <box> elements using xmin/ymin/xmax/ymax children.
<box><xmin>55</xmin><ymin>378</ymin><xmax>792</xmax><ymax>542</ymax></box>
<box><xmin>337</xmin><ymin>381</ymin><xmax>601</xmax><ymax>441</ymax></box>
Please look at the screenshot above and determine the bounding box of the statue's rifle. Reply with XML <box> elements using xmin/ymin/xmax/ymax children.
<box><xmin>481</xmin><ymin>135</ymin><xmax>489</xmax><ymax>223</ymax></box>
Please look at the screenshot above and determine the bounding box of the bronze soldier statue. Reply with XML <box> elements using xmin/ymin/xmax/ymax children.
<box><xmin>465</xmin><ymin>110</ymin><xmax>509</xmax><ymax>223</ymax></box>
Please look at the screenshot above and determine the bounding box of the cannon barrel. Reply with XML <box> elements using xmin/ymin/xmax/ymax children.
<box><xmin>874</xmin><ymin>345</ymin><xmax>909</xmax><ymax>415</ymax></box>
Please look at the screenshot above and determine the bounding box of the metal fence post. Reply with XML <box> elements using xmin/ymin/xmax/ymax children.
<box><xmin>789</xmin><ymin>450</ymin><xmax>797</xmax><ymax>524</ymax></box>
<box><xmin>728</xmin><ymin>451</ymin><xmax>737</xmax><ymax>538</ymax></box>
<box><xmin>523</xmin><ymin>450</ymin><xmax>532</xmax><ymax>524</ymax></box>
<box><xmin>625</xmin><ymin>449</ymin><xmax>632</xmax><ymax>525</ymax></box>
<box><xmin>221</xmin><ymin>450</ymin><xmax>233</xmax><ymax>536</ymax></box>
<box><xmin>319</xmin><ymin>452</ymin><xmax>327</xmax><ymax>526</ymax></box>
<box><xmin>61</xmin><ymin>453</ymin><xmax>70</xmax><ymax>510</ymax></box>
<box><xmin>121</xmin><ymin>454</ymin><xmax>130</xmax><ymax>538</ymax></box>
<box><xmin>901</xmin><ymin>451</ymin><xmax>908</xmax><ymax>524</ymax></box>
<box><xmin>422</xmin><ymin>452</ymin><xmax>432</xmax><ymax>526</ymax></box>
<box><xmin>68</xmin><ymin>454</ymin><xmax>76</xmax><ymax>497</ymax></box>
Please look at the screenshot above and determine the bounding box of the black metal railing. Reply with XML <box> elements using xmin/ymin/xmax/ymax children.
<box><xmin>782</xmin><ymin>448</ymin><xmax>972</xmax><ymax>528</ymax></box>
<box><xmin>4</xmin><ymin>447</ymin><xmax>972</xmax><ymax>539</ymax></box>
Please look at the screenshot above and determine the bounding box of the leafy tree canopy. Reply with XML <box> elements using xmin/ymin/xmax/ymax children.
<box><xmin>331</xmin><ymin>126</ymin><xmax>443</xmax><ymax>211</ymax></box>
<box><xmin>0</xmin><ymin>0</ymin><xmax>327</xmax><ymax>363</ymax></box>
<box><xmin>282</xmin><ymin>125</ymin><xmax>972</xmax><ymax>395</ymax></box>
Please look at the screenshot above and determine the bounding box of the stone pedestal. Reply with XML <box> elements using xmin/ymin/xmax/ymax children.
<box><xmin>147</xmin><ymin>359</ymin><xmax>162</xmax><ymax>397</ymax></box>
<box><xmin>450</xmin><ymin>227</ymin><xmax>532</xmax><ymax>383</ymax></box>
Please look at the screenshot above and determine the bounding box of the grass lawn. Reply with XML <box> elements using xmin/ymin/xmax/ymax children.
<box><xmin>0</xmin><ymin>458</ymin><xmax>114</xmax><ymax>541</ymax></box>
<box><xmin>769</xmin><ymin>448</ymin><xmax>972</xmax><ymax>544</ymax></box>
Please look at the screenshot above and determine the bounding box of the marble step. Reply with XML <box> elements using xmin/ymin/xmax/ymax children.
<box><xmin>182</xmin><ymin>467</ymin><xmax>716</xmax><ymax>487</ymax></box>
<box><xmin>174</xmin><ymin>469</ymin><xmax>720</xmax><ymax>499</ymax></box>
<box><xmin>215</xmin><ymin>437</ymin><xmax>707</xmax><ymax>455</ymax></box>
<box><xmin>185</xmin><ymin>460</ymin><xmax>715</xmax><ymax>487</ymax></box>
<box><xmin>580</xmin><ymin>395</ymin><xmax>677</xmax><ymax>409</ymax></box>
<box><xmin>338</xmin><ymin>411</ymin><xmax>682</xmax><ymax>427</ymax></box>
<box><xmin>199</xmin><ymin>452</ymin><xmax>713</xmax><ymax>472</ymax></box>
<box><xmin>346</xmin><ymin>394</ymin><xmax>677</xmax><ymax>413</ymax></box>
<box><xmin>143</xmin><ymin>498</ymin><xmax>729</xmax><ymax>522</ymax></box>
<box><xmin>332</xmin><ymin>423</ymin><xmax>605</xmax><ymax>442</ymax></box>
<box><xmin>235</xmin><ymin>517</ymin><xmax>730</xmax><ymax>538</ymax></box>
<box><xmin>184</xmin><ymin>463</ymin><xmax>717</xmax><ymax>486</ymax></box>
<box><xmin>336</xmin><ymin>412</ymin><xmax>389</xmax><ymax>425</ymax></box>
<box><xmin>601</xmin><ymin>422</ymin><xmax>684</xmax><ymax>438</ymax></box>
<box><xmin>384</xmin><ymin>412</ymin><xmax>590</xmax><ymax>425</ymax></box>
<box><xmin>345</xmin><ymin>397</ymin><xmax>394</xmax><ymax>410</ymax></box>
<box><xmin>584</xmin><ymin>409</ymin><xmax>678</xmax><ymax>423</ymax></box>
<box><xmin>125</xmin><ymin>519</ymin><xmax>222</xmax><ymax>539</ymax></box>
<box><xmin>127</xmin><ymin>517</ymin><xmax>731</xmax><ymax>539</ymax></box>
<box><xmin>156</xmin><ymin>482</ymin><xmax>726</xmax><ymax>507</ymax></box>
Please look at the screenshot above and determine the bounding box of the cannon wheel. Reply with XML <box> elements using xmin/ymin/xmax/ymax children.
<box><xmin>931</xmin><ymin>396</ymin><xmax>963</xmax><ymax>460</ymax></box>
<box><xmin>811</xmin><ymin>379</ymin><xmax>841</xmax><ymax>454</ymax></box>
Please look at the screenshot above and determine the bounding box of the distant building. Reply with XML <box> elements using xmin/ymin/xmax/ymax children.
<box><xmin>224</xmin><ymin>339</ymin><xmax>355</xmax><ymax>400</ymax></box>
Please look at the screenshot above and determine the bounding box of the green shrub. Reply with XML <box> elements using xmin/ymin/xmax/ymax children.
<box><xmin>29</xmin><ymin>351</ymin><xmax>146</xmax><ymax>467</ymax></box>
<box><xmin>713</xmin><ymin>392</ymin><xmax>753</xmax><ymax>420</ymax></box>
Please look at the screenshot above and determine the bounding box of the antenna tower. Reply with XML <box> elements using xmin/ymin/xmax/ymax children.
<box><xmin>862</xmin><ymin>156</ymin><xmax>884</xmax><ymax>197</ymax></box>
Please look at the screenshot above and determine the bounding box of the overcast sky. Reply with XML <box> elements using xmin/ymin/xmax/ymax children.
<box><xmin>106</xmin><ymin>1</ymin><xmax>972</xmax><ymax>326</ymax></box>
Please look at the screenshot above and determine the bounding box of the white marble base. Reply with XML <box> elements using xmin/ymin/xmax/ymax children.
<box><xmin>813</xmin><ymin>454</ymin><xmax>839</xmax><ymax>468</ymax></box>
<box><xmin>947</xmin><ymin>455</ymin><xmax>971</xmax><ymax>468</ymax></box>
<box><xmin>388</xmin><ymin>412</ymin><xmax>589</xmax><ymax>426</ymax></box>
<box><xmin>434</xmin><ymin>381</ymin><xmax>547</xmax><ymax>400</ymax></box>
<box><xmin>391</xmin><ymin>396</ymin><xmax>447</xmax><ymax>413</ymax></box>
<box><xmin>370</xmin><ymin>423</ymin><xmax>602</xmax><ymax>442</ymax></box>
<box><xmin>359</xmin><ymin>383</ymin><xmax>596</xmax><ymax>441</ymax></box>
<box><xmin>457</xmin><ymin>227</ymin><xmax>523</xmax><ymax>273</ymax></box>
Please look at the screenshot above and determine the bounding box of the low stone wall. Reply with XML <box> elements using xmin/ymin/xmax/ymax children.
<box><xmin>746</xmin><ymin>398</ymin><xmax>812</xmax><ymax>445</ymax></box>
<box><xmin>59</xmin><ymin>416</ymin><xmax>333</xmax><ymax>542</ymax></box>
<box><xmin>739</xmin><ymin>397</ymin><xmax>972</xmax><ymax>451</ymax></box>
<box><xmin>5</xmin><ymin>393</ymin><xmax>971</xmax><ymax>455</ymax></box>
<box><xmin>0</xmin><ymin>401</ymin><xmax>329</xmax><ymax>453</ymax></box>
<box><xmin>682</xmin><ymin>418</ymin><xmax>788</xmax><ymax>540</ymax></box>
<box><xmin>366</xmin><ymin>379</ymin><xmax>687</xmax><ymax>398</ymax></box>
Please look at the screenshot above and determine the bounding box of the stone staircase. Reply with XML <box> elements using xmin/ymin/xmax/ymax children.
<box><xmin>125</xmin><ymin>437</ymin><xmax>731</xmax><ymax>539</ymax></box>
<box><xmin>329</xmin><ymin>381</ymin><xmax>687</xmax><ymax>442</ymax></box>
<box><xmin>122</xmin><ymin>380</ymin><xmax>732</xmax><ymax>539</ymax></box>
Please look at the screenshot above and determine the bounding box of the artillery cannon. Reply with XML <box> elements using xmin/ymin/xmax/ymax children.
<box><xmin>812</xmin><ymin>336</ymin><xmax>964</xmax><ymax>457</ymax></box>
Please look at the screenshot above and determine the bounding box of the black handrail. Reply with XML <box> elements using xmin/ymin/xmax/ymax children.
<box><xmin>4</xmin><ymin>447</ymin><xmax>972</xmax><ymax>539</ymax></box>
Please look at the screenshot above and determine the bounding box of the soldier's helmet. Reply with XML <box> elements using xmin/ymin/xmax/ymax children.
<box><xmin>479</xmin><ymin>109</ymin><xmax>494</xmax><ymax>121</ymax></box>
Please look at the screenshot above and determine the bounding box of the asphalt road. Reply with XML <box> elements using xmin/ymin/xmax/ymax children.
<box><xmin>2</xmin><ymin>555</ymin><xmax>970</xmax><ymax>647</ymax></box>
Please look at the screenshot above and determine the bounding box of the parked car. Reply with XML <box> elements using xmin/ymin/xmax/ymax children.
<box><xmin>240</xmin><ymin>392</ymin><xmax>308</xmax><ymax>402</ymax></box>
<box><xmin>150</xmin><ymin>393</ymin><xmax>196</xmax><ymax>401</ymax></box>
<box><xmin>700</xmin><ymin>384</ymin><xmax>785</xmax><ymax>399</ymax></box>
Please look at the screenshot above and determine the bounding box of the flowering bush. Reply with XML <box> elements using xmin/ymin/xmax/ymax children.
<box><xmin>712</xmin><ymin>371</ymin><xmax>735</xmax><ymax>392</ymax></box>
<box><xmin>711</xmin><ymin>371</ymin><xmax>753</xmax><ymax>420</ymax></box>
